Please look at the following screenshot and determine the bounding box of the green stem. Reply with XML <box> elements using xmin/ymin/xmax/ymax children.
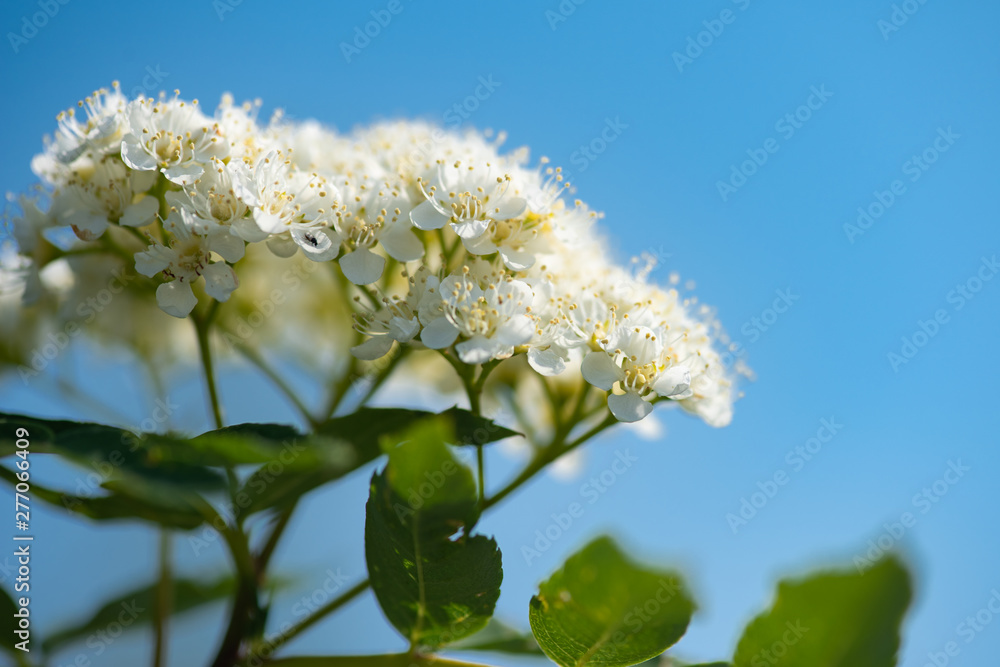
<box><xmin>476</xmin><ymin>445</ymin><xmax>485</xmax><ymax>509</ymax></box>
<box><xmin>195</xmin><ymin>498</ymin><xmax>260</xmax><ymax>667</ymax></box>
<box><xmin>153</xmin><ymin>530</ymin><xmax>172</xmax><ymax>667</ymax></box>
<box><xmin>244</xmin><ymin>579</ymin><xmax>369</xmax><ymax>660</ymax></box>
<box><xmin>256</xmin><ymin>503</ymin><xmax>296</xmax><ymax>577</ymax></box>
<box><xmin>267</xmin><ymin>408</ymin><xmax>621</xmax><ymax>653</ymax></box>
<box><xmin>230</xmin><ymin>340</ymin><xmax>318</xmax><ymax>428</ymax></box>
<box><xmin>484</xmin><ymin>412</ymin><xmax>618</xmax><ymax>511</ymax></box>
<box><xmin>193</xmin><ymin>302</ymin><xmax>224</xmax><ymax>430</ymax></box>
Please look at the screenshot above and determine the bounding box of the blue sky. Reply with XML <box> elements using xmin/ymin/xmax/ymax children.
<box><xmin>1</xmin><ymin>0</ymin><xmax>999</xmax><ymax>665</ymax></box>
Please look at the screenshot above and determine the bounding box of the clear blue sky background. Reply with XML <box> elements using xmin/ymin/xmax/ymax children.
<box><xmin>1</xmin><ymin>1</ymin><xmax>999</xmax><ymax>665</ymax></box>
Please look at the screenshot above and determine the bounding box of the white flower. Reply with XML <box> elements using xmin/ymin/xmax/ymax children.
<box><xmin>165</xmin><ymin>157</ymin><xmax>261</xmax><ymax>242</ymax></box>
<box><xmin>52</xmin><ymin>159</ymin><xmax>158</xmax><ymax>241</ymax></box>
<box><xmin>581</xmin><ymin>323</ymin><xmax>693</xmax><ymax>422</ymax></box>
<box><xmin>410</xmin><ymin>161</ymin><xmax>527</xmax><ymax>241</ymax></box>
<box><xmin>334</xmin><ymin>178</ymin><xmax>422</xmax><ymax>285</ymax></box>
<box><xmin>134</xmin><ymin>219</ymin><xmax>243</xmax><ymax>317</ymax></box>
<box><xmin>351</xmin><ymin>267</ymin><xmax>438</xmax><ymax>360</ymax></box>
<box><xmin>420</xmin><ymin>268</ymin><xmax>535</xmax><ymax>364</ymax></box>
<box><xmin>121</xmin><ymin>97</ymin><xmax>228</xmax><ymax>185</ymax></box>
<box><xmin>47</xmin><ymin>84</ymin><xmax>129</xmax><ymax>165</ymax></box>
<box><xmin>236</xmin><ymin>152</ymin><xmax>341</xmax><ymax>262</ymax></box>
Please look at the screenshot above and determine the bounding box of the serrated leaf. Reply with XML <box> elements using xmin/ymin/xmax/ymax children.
<box><xmin>732</xmin><ymin>556</ymin><xmax>912</xmax><ymax>667</ymax></box>
<box><xmin>42</xmin><ymin>575</ymin><xmax>234</xmax><ymax>653</ymax></box>
<box><xmin>529</xmin><ymin>536</ymin><xmax>695</xmax><ymax>667</ymax></box>
<box><xmin>365</xmin><ymin>416</ymin><xmax>502</xmax><ymax>650</ymax></box>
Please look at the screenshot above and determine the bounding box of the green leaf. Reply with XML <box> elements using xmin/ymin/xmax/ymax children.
<box><xmin>529</xmin><ymin>536</ymin><xmax>696</xmax><ymax>667</ymax></box>
<box><xmin>449</xmin><ymin>619</ymin><xmax>542</xmax><ymax>655</ymax></box>
<box><xmin>365</xmin><ymin>416</ymin><xmax>502</xmax><ymax>650</ymax></box>
<box><xmin>42</xmin><ymin>575</ymin><xmax>234</xmax><ymax>653</ymax></box>
<box><xmin>241</xmin><ymin>406</ymin><xmax>517</xmax><ymax>516</ymax></box>
<box><xmin>732</xmin><ymin>556</ymin><xmax>912</xmax><ymax>667</ymax></box>
<box><xmin>437</xmin><ymin>405</ymin><xmax>521</xmax><ymax>446</ymax></box>
<box><xmin>0</xmin><ymin>466</ymin><xmax>207</xmax><ymax>530</ymax></box>
<box><xmin>0</xmin><ymin>412</ymin><xmax>225</xmax><ymax>490</ymax></box>
<box><xmin>317</xmin><ymin>406</ymin><xmax>519</xmax><ymax>450</ymax></box>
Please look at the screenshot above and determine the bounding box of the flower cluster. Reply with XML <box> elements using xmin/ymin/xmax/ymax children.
<box><xmin>6</xmin><ymin>84</ymin><xmax>742</xmax><ymax>425</ymax></box>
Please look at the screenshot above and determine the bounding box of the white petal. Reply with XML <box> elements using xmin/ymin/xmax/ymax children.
<box><xmin>452</xmin><ymin>217</ymin><xmax>489</xmax><ymax>240</ymax></box>
<box><xmin>528</xmin><ymin>347</ymin><xmax>567</xmax><ymax>377</ymax></box>
<box><xmin>254</xmin><ymin>211</ymin><xmax>288</xmax><ymax>235</ymax></box>
<box><xmin>119</xmin><ymin>197</ymin><xmax>159</xmax><ymax>227</ymax></box>
<box><xmin>121</xmin><ymin>135</ymin><xmax>157</xmax><ymax>171</ymax></box>
<box><xmin>351</xmin><ymin>335</ymin><xmax>395</xmax><ymax>361</ymax></box>
<box><xmin>500</xmin><ymin>246</ymin><xmax>535</xmax><ymax>271</ymax></box>
<box><xmin>581</xmin><ymin>351</ymin><xmax>624</xmax><ymax>391</ymax></box>
<box><xmin>456</xmin><ymin>335</ymin><xmax>497</xmax><ymax>364</ymax></box>
<box><xmin>163</xmin><ymin>163</ymin><xmax>204</xmax><ymax>186</ymax></box>
<box><xmin>496</xmin><ymin>314</ymin><xmax>534</xmax><ymax>347</ymax></box>
<box><xmin>156</xmin><ymin>282</ymin><xmax>198</xmax><ymax>318</ymax></box>
<box><xmin>380</xmin><ymin>225</ymin><xmax>424</xmax><ymax>262</ymax></box>
<box><xmin>209</xmin><ymin>231</ymin><xmax>246</xmax><ymax>263</ymax></box>
<box><xmin>266</xmin><ymin>235</ymin><xmax>299</xmax><ymax>258</ymax></box>
<box><xmin>339</xmin><ymin>247</ymin><xmax>385</xmax><ymax>285</ymax></box>
<box><xmin>66</xmin><ymin>212</ymin><xmax>108</xmax><ymax>241</ymax></box>
<box><xmin>653</xmin><ymin>366</ymin><xmax>693</xmax><ymax>399</ymax></box>
<box><xmin>388</xmin><ymin>315</ymin><xmax>420</xmax><ymax>343</ymax></box>
<box><xmin>202</xmin><ymin>263</ymin><xmax>238</xmax><ymax>302</ymax></box>
<box><xmin>409</xmin><ymin>200</ymin><xmax>448</xmax><ymax>230</ymax></box>
<box><xmin>291</xmin><ymin>227</ymin><xmax>339</xmax><ymax>262</ymax></box>
<box><xmin>229</xmin><ymin>164</ymin><xmax>258</xmax><ymax>208</ymax></box>
<box><xmin>232</xmin><ymin>216</ymin><xmax>270</xmax><ymax>243</ymax></box>
<box><xmin>462</xmin><ymin>231</ymin><xmax>498</xmax><ymax>256</ymax></box>
<box><xmin>420</xmin><ymin>317</ymin><xmax>459</xmax><ymax>349</ymax></box>
<box><xmin>493</xmin><ymin>196</ymin><xmax>527</xmax><ymax>220</ymax></box>
<box><xmin>607</xmin><ymin>391</ymin><xmax>654</xmax><ymax>423</ymax></box>
<box><xmin>134</xmin><ymin>247</ymin><xmax>171</xmax><ymax>277</ymax></box>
